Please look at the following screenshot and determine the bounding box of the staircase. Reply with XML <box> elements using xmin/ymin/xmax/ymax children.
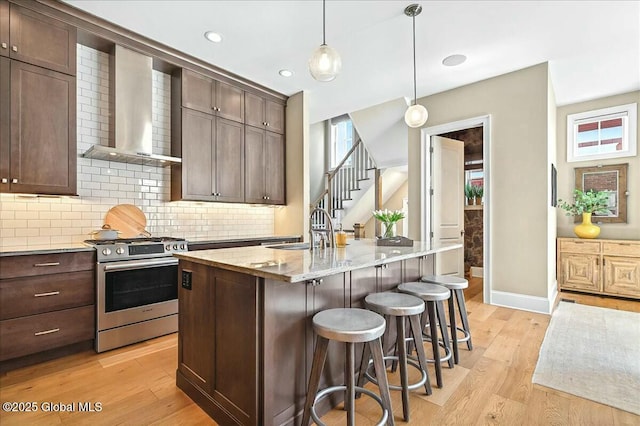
<box><xmin>311</xmin><ymin>138</ymin><xmax>377</xmax><ymax>229</ymax></box>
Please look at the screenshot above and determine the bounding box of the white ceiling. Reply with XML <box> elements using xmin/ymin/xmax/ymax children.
<box><xmin>63</xmin><ymin>0</ymin><xmax>640</xmax><ymax>124</ymax></box>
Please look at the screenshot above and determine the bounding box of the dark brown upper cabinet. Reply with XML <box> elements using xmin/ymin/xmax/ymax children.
<box><xmin>171</xmin><ymin>109</ymin><xmax>244</xmax><ymax>203</ymax></box>
<box><xmin>1</xmin><ymin>60</ymin><xmax>76</xmax><ymax>195</ymax></box>
<box><xmin>245</xmin><ymin>92</ymin><xmax>285</xmax><ymax>134</ymax></box>
<box><xmin>180</xmin><ymin>68</ymin><xmax>244</xmax><ymax>123</ymax></box>
<box><xmin>1</xmin><ymin>1</ymin><xmax>76</xmax><ymax>76</ymax></box>
<box><xmin>245</xmin><ymin>126</ymin><xmax>284</xmax><ymax>205</ymax></box>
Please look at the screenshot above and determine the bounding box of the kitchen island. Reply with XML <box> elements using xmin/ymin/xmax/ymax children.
<box><xmin>173</xmin><ymin>239</ymin><xmax>461</xmax><ymax>425</ymax></box>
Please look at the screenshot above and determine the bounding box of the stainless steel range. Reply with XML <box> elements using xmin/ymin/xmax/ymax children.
<box><xmin>84</xmin><ymin>237</ymin><xmax>188</xmax><ymax>352</ymax></box>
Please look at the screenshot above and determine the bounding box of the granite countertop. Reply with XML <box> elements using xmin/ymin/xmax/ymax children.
<box><xmin>174</xmin><ymin>239</ymin><xmax>462</xmax><ymax>283</ymax></box>
<box><xmin>0</xmin><ymin>235</ymin><xmax>302</xmax><ymax>257</ymax></box>
<box><xmin>0</xmin><ymin>243</ymin><xmax>96</xmax><ymax>257</ymax></box>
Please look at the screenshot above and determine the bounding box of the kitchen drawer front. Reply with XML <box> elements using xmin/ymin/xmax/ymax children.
<box><xmin>602</xmin><ymin>242</ymin><xmax>640</xmax><ymax>257</ymax></box>
<box><xmin>558</xmin><ymin>239</ymin><xmax>600</xmax><ymax>254</ymax></box>
<box><xmin>0</xmin><ymin>251</ymin><xmax>95</xmax><ymax>279</ymax></box>
<box><xmin>0</xmin><ymin>270</ymin><xmax>94</xmax><ymax>320</ymax></box>
<box><xmin>0</xmin><ymin>305</ymin><xmax>94</xmax><ymax>361</ymax></box>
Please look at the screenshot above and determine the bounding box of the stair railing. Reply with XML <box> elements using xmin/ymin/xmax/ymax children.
<box><xmin>310</xmin><ymin>138</ymin><xmax>376</xmax><ymax>228</ymax></box>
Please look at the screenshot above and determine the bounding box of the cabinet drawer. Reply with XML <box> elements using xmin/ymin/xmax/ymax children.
<box><xmin>602</xmin><ymin>242</ymin><xmax>640</xmax><ymax>257</ymax></box>
<box><xmin>0</xmin><ymin>251</ymin><xmax>94</xmax><ymax>279</ymax></box>
<box><xmin>0</xmin><ymin>305</ymin><xmax>94</xmax><ymax>361</ymax></box>
<box><xmin>558</xmin><ymin>240</ymin><xmax>600</xmax><ymax>254</ymax></box>
<box><xmin>0</xmin><ymin>270</ymin><xmax>94</xmax><ymax>320</ymax></box>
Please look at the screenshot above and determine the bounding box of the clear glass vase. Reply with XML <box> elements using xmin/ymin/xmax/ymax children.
<box><xmin>383</xmin><ymin>222</ymin><xmax>396</xmax><ymax>238</ymax></box>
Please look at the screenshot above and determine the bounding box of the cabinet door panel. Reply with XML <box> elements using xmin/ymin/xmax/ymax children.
<box><xmin>307</xmin><ymin>274</ymin><xmax>346</xmax><ymax>414</ymax></box>
<box><xmin>560</xmin><ymin>254</ymin><xmax>600</xmax><ymax>292</ymax></box>
<box><xmin>245</xmin><ymin>92</ymin><xmax>265</xmax><ymax>128</ymax></box>
<box><xmin>10</xmin><ymin>61</ymin><xmax>76</xmax><ymax>195</ymax></box>
<box><xmin>265</xmin><ymin>100</ymin><xmax>285</xmax><ymax>134</ymax></box>
<box><xmin>0</xmin><ymin>57</ymin><xmax>8</xmax><ymax>191</ymax></box>
<box><xmin>0</xmin><ymin>1</ymin><xmax>8</xmax><ymax>58</ymax></box>
<box><xmin>215</xmin><ymin>118</ymin><xmax>244</xmax><ymax>202</ymax></box>
<box><xmin>244</xmin><ymin>126</ymin><xmax>265</xmax><ymax>204</ymax></box>
<box><xmin>264</xmin><ymin>131</ymin><xmax>284</xmax><ymax>204</ymax></box>
<box><xmin>181</xmin><ymin>69</ymin><xmax>213</xmax><ymax>114</ymax></box>
<box><xmin>9</xmin><ymin>4</ymin><xmax>76</xmax><ymax>75</ymax></box>
<box><xmin>603</xmin><ymin>256</ymin><xmax>640</xmax><ymax>297</ymax></box>
<box><xmin>216</xmin><ymin>81</ymin><xmax>244</xmax><ymax>123</ymax></box>
<box><xmin>181</xmin><ymin>108</ymin><xmax>214</xmax><ymax>200</ymax></box>
<box><xmin>178</xmin><ymin>261</ymin><xmax>215</xmax><ymax>393</ymax></box>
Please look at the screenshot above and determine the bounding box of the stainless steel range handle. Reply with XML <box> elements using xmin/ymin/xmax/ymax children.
<box><xmin>103</xmin><ymin>258</ymin><xmax>179</xmax><ymax>271</ymax></box>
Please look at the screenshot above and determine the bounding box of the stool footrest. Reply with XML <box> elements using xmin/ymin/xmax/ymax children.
<box><xmin>310</xmin><ymin>385</ymin><xmax>389</xmax><ymax>426</ymax></box>
<box><xmin>363</xmin><ymin>356</ymin><xmax>428</xmax><ymax>392</ymax></box>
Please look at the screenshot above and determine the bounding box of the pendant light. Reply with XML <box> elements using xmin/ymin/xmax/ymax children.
<box><xmin>404</xmin><ymin>4</ymin><xmax>428</xmax><ymax>128</ymax></box>
<box><xmin>309</xmin><ymin>0</ymin><xmax>342</xmax><ymax>82</ymax></box>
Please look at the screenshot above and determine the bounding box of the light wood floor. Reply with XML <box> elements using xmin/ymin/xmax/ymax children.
<box><xmin>1</xmin><ymin>279</ymin><xmax>638</xmax><ymax>425</ymax></box>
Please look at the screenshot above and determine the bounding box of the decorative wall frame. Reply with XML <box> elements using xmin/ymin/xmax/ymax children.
<box><xmin>574</xmin><ymin>163</ymin><xmax>628</xmax><ymax>223</ymax></box>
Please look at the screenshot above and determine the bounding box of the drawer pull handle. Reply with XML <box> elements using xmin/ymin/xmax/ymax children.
<box><xmin>34</xmin><ymin>262</ymin><xmax>60</xmax><ymax>267</ymax></box>
<box><xmin>34</xmin><ymin>291</ymin><xmax>60</xmax><ymax>297</ymax></box>
<box><xmin>34</xmin><ymin>328</ymin><xmax>60</xmax><ymax>336</ymax></box>
<box><xmin>618</xmin><ymin>243</ymin><xmax>631</xmax><ymax>246</ymax></box>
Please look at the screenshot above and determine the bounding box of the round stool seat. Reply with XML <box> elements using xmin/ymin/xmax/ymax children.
<box><xmin>421</xmin><ymin>274</ymin><xmax>468</xmax><ymax>290</ymax></box>
<box><xmin>398</xmin><ymin>282</ymin><xmax>449</xmax><ymax>301</ymax></box>
<box><xmin>365</xmin><ymin>292</ymin><xmax>425</xmax><ymax>317</ymax></box>
<box><xmin>313</xmin><ymin>308</ymin><xmax>385</xmax><ymax>343</ymax></box>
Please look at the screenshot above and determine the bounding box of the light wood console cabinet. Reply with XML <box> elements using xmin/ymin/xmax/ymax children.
<box><xmin>557</xmin><ymin>238</ymin><xmax>640</xmax><ymax>299</ymax></box>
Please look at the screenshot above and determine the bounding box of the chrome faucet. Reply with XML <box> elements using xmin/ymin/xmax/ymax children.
<box><xmin>309</xmin><ymin>208</ymin><xmax>335</xmax><ymax>250</ymax></box>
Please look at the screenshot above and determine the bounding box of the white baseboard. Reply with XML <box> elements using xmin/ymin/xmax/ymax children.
<box><xmin>470</xmin><ymin>266</ymin><xmax>483</xmax><ymax>278</ymax></box>
<box><xmin>490</xmin><ymin>290</ymin><xmax>554</xmax><ymax>315</ymax></box>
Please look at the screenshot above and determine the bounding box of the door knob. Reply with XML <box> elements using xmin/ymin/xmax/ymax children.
<box><xmin>1</xmin><ymin>178</ymin><xmax>7</xmax><ymax>183</ymax></box>
<box><xmin>1</xmin><ymin>42</ymin><xmax>7</xmax><ymax>49</ymax></box>
<box><xmin>12</xmin><ymin>45</ymin><xmax>17</xmax><ymax>52</ymax></box>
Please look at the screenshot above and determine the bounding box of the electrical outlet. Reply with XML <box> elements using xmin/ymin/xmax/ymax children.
<box><xmin>181</xmin><ymin>270</ymin><xmax>192</xmax><ymax>290</ymax></box>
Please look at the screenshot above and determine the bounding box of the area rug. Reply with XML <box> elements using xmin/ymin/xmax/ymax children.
<box><xmin>532</xmin><ymin>301</ymin><xmax>640</xmax><ymax>415</ymax></box>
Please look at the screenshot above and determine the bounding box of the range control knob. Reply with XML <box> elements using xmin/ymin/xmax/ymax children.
<box><xmin>180</xmin><ymin>244</ymin><xmax>186</xmax><ymax>250</ymax></box>
<box><xmin>102</xmin><ymin>248</ymin><xmax>112</xmax><ymax>256</ymax></box>
<box><xmin>116</xmin><ymin>247</ymin><xmax>125</xmax><ymax>255</ymax></box>
<box><xmin>165</xmin><ymin>244</ymin><xmax>171</xmax><ymax>251</ymax></box>
<box><xmin>173</xmin><ymin>244</ymin><xmax>178</xmax><ymax>250</ymax></box>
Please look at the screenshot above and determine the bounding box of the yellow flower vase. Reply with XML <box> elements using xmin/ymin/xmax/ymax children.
<box><xmin>574</xmin><ymin>212</ymin><xmax>600</xmax><ymax>239</ymax></box>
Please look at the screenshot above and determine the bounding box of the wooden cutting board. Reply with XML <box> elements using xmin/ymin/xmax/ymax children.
<box><xmin>104</xmin><ymin>204</ymin><xmax>150</xmax><ymax>238</ymax></box>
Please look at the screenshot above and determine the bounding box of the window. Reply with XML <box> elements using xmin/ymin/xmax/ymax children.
<box><xmin>567</xmin><ymin>103</ymin><xmax>637</xmax><ymax>162</ymax></box>
<box><xmin>330</xmin><ymin>116</ymin><xmax>353</xmax><ymax>169</ymax></box>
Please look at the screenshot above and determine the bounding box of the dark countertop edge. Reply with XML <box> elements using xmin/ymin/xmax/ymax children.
<box><xmin>174</xmin><ymin>243</ymin><xmax>462</xmax><ymax>283</ymax></box>
<box><xmin>186</xmin><ymin>235</ymin><xmax>302</xmax><ymax>245</ymax></box>
<box><xmin>0</xmin><ymin>236</ymin><xmax>302</xmax><ymax>257</ymax></box>
<box><xmin>0</xmin><ymin>246</ymin><xmax>96</xmax><ymax>257</ymax></box>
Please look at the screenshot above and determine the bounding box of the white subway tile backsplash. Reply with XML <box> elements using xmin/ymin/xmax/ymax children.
<box><xmin>0</xmin><ymin>45</ymin><xmax>274</xmax><ymax>251</ymax></box>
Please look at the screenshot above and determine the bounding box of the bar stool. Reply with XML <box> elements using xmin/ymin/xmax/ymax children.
<box><xmin>422</xmin><ymin>274</ymin><xmax>473</xmax><ymax>364</ymax></box>
<box><xmin>358</xmin><ymin>292</ymin><xmax>432</xmax><ymax>422</ymax></box>
<box><xmin>301</xmin><ymin>308</ymin><xmax>395</xmax><ymax>426</ymax></box>
<box><xmin>397</xmin><ymin>282</ymin><xmax>452</xmax><ymax>388</ymax></box>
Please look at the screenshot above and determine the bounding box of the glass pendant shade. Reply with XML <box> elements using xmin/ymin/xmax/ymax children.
<box><xmin>309</xmin><ymin>44</ymin><xmax>342</xmax><ymax>82</ymax></box>
<box><xmin>404</xmin><ymin>104</ymin><xmax>428</xmax><ymax>128</ymax></box>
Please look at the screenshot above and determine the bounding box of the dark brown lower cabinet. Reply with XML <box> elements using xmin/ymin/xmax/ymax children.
<box><xmin>176</xmin><ymin>258</ymin><xmax>423</xmax><ymax>425</ymax></box>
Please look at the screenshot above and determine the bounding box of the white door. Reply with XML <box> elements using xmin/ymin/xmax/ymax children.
<box><xmin>431</xmin><ymin>136</ymin><xmax>464</xmax><ymax>277</ymax></box>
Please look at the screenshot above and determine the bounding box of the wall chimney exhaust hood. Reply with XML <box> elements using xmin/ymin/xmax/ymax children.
<box><xmin>82</xmin><ymin>45</ymin><xmax>181</xmax><ymax>167</ymax></box>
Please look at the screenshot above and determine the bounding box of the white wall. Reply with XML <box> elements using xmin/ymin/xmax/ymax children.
<box><xmin>0</xmin><ymin>45</ymin><xmax>275</xmax><ymax>251</ymax></box>
<box><xmin>409</xmin><ymin>63</ymin><xmax>554</xmax><ymax>310</ymax></box>
<box><xmin>274</xmin><ymin>91</ymin><xmax>309</xmax><ymax>239</ymax></box>
<box><xmin>309</xmin><ymin>121</ymin><xmax>326</xmax><ymax>204</ymax></box>
<box><xmin>556</xmin><ymin>91</ymin><xmax>640</xmax><ymax>240</ymax></box>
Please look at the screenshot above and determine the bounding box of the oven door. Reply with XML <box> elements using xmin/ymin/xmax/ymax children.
<box><xmin>97</xmin><ymin>257</ymin><xmax>179</xmax><ymax>331</ymax></box>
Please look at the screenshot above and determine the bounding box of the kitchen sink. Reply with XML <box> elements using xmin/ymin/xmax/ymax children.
<box><xmin>266</xmin><ymin>243</ymin><xmax>310</xmax><ymax>250</ymax></box>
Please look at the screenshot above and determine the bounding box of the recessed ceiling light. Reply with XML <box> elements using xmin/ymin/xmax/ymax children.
<box><xmin>204</xmin><ymin>31</ymin><xmax>223</xmax><ymax>43</ymax></box>
<box><xmin>279</xmin><ymin>69</ymin><xmax>293</xmax><ymax>77</ymax></box>
<box><xmin>442</xmin><ymin>54</ymin><xmax>467</xmax><ymax>67</ymax></box>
